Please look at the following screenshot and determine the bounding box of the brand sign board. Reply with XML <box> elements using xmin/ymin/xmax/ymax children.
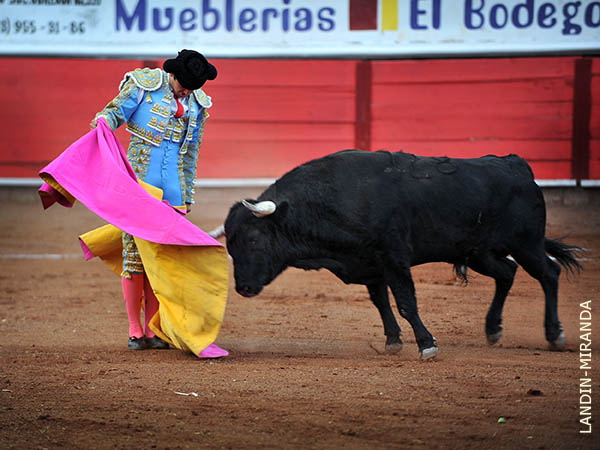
<box><xmin>0</xmin><ymin>0</ymin><xmax>598</xmax><ymax>57</ymax></box>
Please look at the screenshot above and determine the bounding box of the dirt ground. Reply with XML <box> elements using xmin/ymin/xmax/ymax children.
<box><xmin>0</xmin><ymin>187</ymin><xmax>598</xmax><ymax>450</ymax></box>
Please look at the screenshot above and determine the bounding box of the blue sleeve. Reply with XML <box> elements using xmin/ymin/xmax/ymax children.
<box><xmin>95</xmin><ymin>78</ymin><xmax>141</xmax><ymax>130</ymax></box>
<box><xmin>182</xmin><ymin>108</ymin><xmax>209</xmax><ymax>204</ymax></box>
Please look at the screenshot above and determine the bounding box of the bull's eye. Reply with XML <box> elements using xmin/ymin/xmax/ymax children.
<box><xmin>245</xmin><ymin>228</ymin><xmax>262</xmax><ymax>248</ymax></box>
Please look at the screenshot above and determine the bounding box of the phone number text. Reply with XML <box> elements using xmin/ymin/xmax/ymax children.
<box><xmin>1</xmin><ymin>18</ymin><xmax>86</xmax><ymax>35</ymax></box>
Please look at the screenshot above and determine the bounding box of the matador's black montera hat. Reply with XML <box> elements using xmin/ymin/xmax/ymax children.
<box><xmin>163</xmin><ymin>49</ymin><xmax>217</xmax><ymax>90</ymax></box>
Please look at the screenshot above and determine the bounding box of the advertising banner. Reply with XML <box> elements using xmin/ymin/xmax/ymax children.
<box><xmin>0</xmin><ymin>0</ymin><xmax>599</xmax><ymax>58</ymax></box>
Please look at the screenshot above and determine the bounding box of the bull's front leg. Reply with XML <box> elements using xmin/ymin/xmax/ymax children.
<box><xmin>366</xmin><ymin>282</ymin><xmax>403</xmax><ymax>354</ymax></box>
<box><xmin>385</xmin><ymin>267</ymin><xmax>438</xmax><ymax>360</ymax></box>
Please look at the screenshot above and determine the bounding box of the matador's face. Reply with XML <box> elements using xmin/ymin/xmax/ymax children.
<box><xmin>168</xmin><ymin>74</ymin><xmax>192</xmax><ymax>99</ymax></box>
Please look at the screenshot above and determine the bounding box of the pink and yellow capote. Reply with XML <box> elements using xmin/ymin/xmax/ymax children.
<box><xmin>38</xmin><ymin>118</ymin><xmax>229</xmax><ymax>357</ymax></box>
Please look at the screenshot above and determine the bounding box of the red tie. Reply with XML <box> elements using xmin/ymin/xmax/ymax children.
<box><xmin>174</xmin><ymin>98</ymin><xmax>184</xmax><ymax>118</ymax></box>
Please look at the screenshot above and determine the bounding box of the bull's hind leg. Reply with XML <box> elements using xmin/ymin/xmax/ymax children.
<box><xmin>512</xmin><ymin>245</ymin><xmax>564</xmax><ymax>349</ymax></box>
<box><xmin>467</xmin><ymin>254</ymin><xmax>518</xmax><ymax>344</ymax></box>
<box><xmin>367</xmin><ymin>283</ymin><xmax>403</xmax><ymax>354</ymax></box>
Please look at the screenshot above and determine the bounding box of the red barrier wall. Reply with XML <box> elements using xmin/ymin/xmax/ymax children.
<box><xmin>590</xmin><ymin>58</ymin><xmax>600</xmax><ymax>179</ymax></box>
<box><xmin>0</xmin><ymin>56</ymin><xmax>597</xmax><ymax>181</ymax></box>
<box><xmin>0</xmin><ymin>58</ymin><xmax>138</xmax><ymax>178</ymax></box>
<box><xmin>201</xmin><ymin>59</ymin><xmax>356</xmax><ymax>178</ymax></box>
<box><xmin>370</xmin><ymin>57</ymin><xmax>577</xmax><ymax>179</ymax></box>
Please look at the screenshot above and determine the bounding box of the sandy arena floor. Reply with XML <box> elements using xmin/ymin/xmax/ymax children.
<box><xmin>0</xmin><ymin>187</ymin><xmax>598</xmax><ymax>449</ymax></box>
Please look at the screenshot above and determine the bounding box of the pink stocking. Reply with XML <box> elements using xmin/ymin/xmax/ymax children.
<box><xmin>143</xmin><ymin>275</ymin><xmax>160</xmax><ymax>338</ymax></box>
<box><xmin>121</xmin><ymin>274</ymin><xmax>144</xmax><ymax>338</ymax></box>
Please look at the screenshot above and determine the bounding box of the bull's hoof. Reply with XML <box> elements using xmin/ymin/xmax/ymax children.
<box><xmin>548</xmin><ymin>331</ymin><xmax>566</xmax><ymax>351</ymax></box>
<box><xmin>384</xmin><ymin>342</ymin><xmax>403</xmax><ymax>354</ymax></box>
<box><xmin>486</xmin><ymin>329</ymin><xmax>503</xmax><ymax>345</ymax></box>
<box><xmin>420</xmin><ymin>346</ymin><xmax>438</xmax><ymax>360</ymax></box>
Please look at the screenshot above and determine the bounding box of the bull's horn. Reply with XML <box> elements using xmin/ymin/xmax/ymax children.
<box><xmin>242</xmin><ymin>199</ymin><xmax>276</xmax><ymax>217</ymax></box>
<box><xmin>207</xmin><ymin>224</ymin><xmax>225</xmax><ymax>239</ymax></box>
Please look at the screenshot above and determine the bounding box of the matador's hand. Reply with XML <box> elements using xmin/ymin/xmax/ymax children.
<box><xmin>89</xmin><ymin>118</ymin><xmax>98</xmax><ymax>129</ymax></box>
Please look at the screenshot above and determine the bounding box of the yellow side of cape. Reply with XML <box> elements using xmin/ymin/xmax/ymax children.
<box><xmin>78</xmin><ymin>180</ymin><xmax>228</xmax><ymax>356</ymax></box>
<box><xmin>137</xmin><ymin>239</ymin><xmax>228</xmax><ymax>354</ymax></box>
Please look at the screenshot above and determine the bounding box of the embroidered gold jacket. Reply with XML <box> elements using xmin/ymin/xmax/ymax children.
<box><xmin>95</xmin><ymin>68</ymin><xmax>213</xmax><ymax>204</ymax></box>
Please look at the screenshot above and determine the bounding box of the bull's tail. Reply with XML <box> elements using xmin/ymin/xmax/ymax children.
<box><xmin>545</xmin><ymin>238</ymin><xmax>584</xmax><ymax>275</ymax></box>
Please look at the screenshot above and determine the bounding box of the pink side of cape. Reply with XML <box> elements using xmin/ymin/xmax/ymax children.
<box><xmin>38</xmin><ymin>118</ymin><xmax>221</xmax><ymax>247</ymax></box>
<box><xmin>79</xmin><ymin>240</ymin><xmax>96</xmax><ymax>261</ymax></box>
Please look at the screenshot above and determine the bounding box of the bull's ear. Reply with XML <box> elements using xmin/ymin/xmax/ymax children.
<box><xmin>274</xmin><ymin>201</ymin><xmax>288</xmax><ymax>218</ymax></box>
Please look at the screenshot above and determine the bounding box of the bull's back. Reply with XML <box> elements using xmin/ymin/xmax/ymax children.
<box><xmin>264</xmin><ymin>150</ymin><xmax>545</xmax><ymax>262</ymax></box>
<box><xmin>273</xmin><ymin>150</ymin><xmax>539</xmax><ymax>217</ymax></box>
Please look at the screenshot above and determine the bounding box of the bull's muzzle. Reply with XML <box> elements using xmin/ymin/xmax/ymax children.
<box><xmin>236</xmin><ymin>285</ymin><xmax>263</xmax><ymax>298</ymax></box>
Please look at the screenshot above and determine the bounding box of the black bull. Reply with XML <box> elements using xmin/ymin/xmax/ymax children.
<box><xmin>220</xmin><ymin>150</ymin><xmax>582</xmax><ymax>359</ymax></box>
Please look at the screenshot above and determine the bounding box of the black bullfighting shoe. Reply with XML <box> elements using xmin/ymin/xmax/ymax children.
<box><xmin>128</xmin><ymin>336</ymin><xmax>147</xmax><ymax>350</ymax></box>
<box><xmin>145</xmin><ymin>336</ymin><xmax>170</xmax><ymax>349</ymax></box>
